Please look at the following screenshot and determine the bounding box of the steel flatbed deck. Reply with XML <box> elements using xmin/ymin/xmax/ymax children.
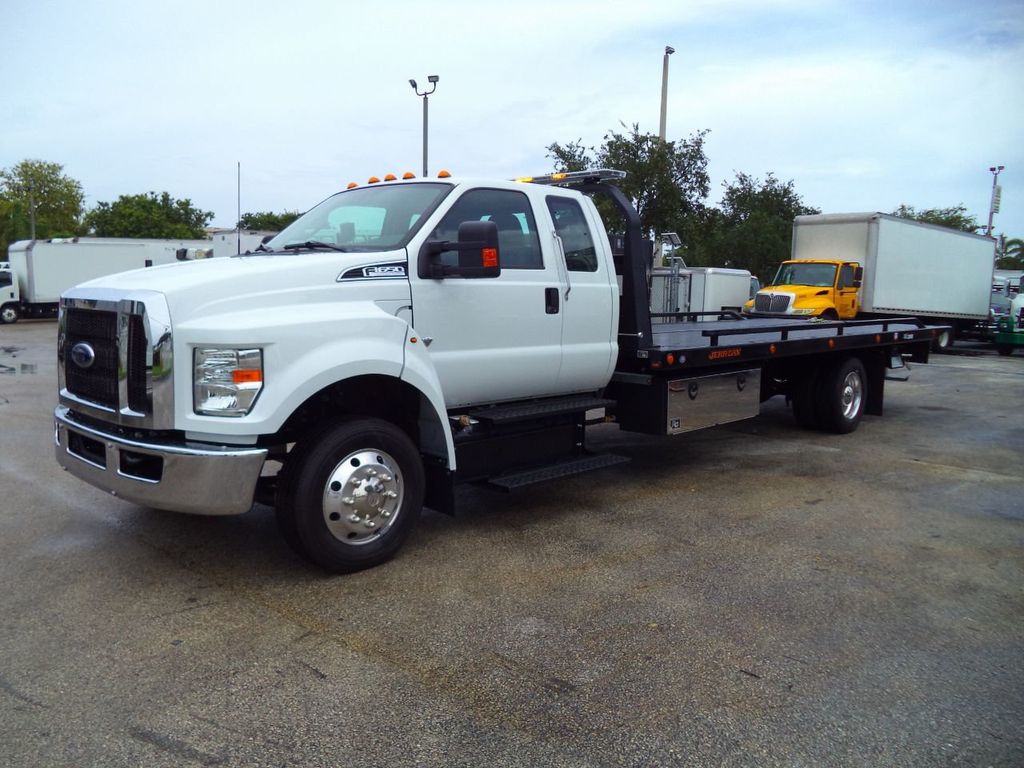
<box><xmin>618</xmin><ymin>313</ymin><xmax>943</xmax><ymax>373</ymax></box>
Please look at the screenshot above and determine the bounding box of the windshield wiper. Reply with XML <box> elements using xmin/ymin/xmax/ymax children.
<box><xmin>282</xmin><ymin>240</ymin><xmax>349</xmax><ymax>252</ymax></box>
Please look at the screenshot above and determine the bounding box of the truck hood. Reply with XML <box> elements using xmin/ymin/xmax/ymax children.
<box><xmin>762</xmin><ymin>284</ymin><xmax>832</xmax><ymax>296</ymax></box>
<box><xmin>64</xmin><ymin>250</ymin><xmax>411</xmax><ymax>321</ymax></box>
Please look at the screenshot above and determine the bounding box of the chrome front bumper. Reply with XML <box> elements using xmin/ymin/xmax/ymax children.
<box><xmin>54</xmin><ymin>406</ymin><xmax>267</xmax><ymax>515</ymax></box>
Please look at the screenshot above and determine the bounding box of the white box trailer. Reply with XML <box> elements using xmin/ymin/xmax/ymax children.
<box><xmin>3</xmin><ymin>238</ymin><xmax>206</xmax><ymax>322</ymax></box>
<box><xmin>651</xmin><ymin>264</ymin><xmax>752</xmax><ymax>322</ymax></box>
<box><xmin>792</xmin><ymin>213</ymin><xmax>995</xmax><ymax>322</ymax></box>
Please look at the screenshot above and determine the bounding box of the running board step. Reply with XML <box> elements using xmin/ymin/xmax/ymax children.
<box><xmin>468</xmin><ymin>396</ymin><xmax>615</xmax><ymax>424</ymax></box>
<box><xmin>488</xmin><ymin>453</ymin><xmax>630</xmax><ymax>490</ymax></box>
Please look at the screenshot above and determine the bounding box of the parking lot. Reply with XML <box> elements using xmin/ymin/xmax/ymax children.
<box><xmin>2</xmin><ymin>318</ymin><xmax>1022</xmax><ymax>767</ymax></box>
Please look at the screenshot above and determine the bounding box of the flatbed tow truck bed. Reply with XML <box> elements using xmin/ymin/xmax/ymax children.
<box><xmin>622</xmin><ymin>313</ymin><xmax>941</xmax><ymax>373</ymax></box>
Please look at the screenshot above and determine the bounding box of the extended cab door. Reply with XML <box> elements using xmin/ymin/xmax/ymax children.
<box><xmin>543</xmin><ymin>193</ymin><xmax>618</xmax><ymax>392</ymax></box>
<box><xmin>408</xmin><ymin>187</ymin><xmax>564</xmax><ymax>408</ymax></box>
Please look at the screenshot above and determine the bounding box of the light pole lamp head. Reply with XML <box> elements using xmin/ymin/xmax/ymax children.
<box><xmin>428</xmin><ymin>74</ymin><xmax>439</xmax><ymax>84</ymax></box>
<box><xmin>409</xmin><ymin>79</ymin><xmax>418</xmax><ymax>90</ymax></box>
<box><xmin>665</xmin><ymin>46</ymin><xmax>675</xmax><ymax>55</ymax></box>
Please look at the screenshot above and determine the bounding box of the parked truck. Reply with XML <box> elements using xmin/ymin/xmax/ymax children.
<box><xmin>2</xmin><ymin>233</ymin><xmax>274</xmax><ymax>323</ymax></box>
<box><xmin>53</xmin><ymin>170</ymin><xmax>944</xmax><ymax>572</ymax></box>
<box><xmin>745</xmin><ymin>213</ymin><xmax>995</xmax><ymax>350</ymax></box>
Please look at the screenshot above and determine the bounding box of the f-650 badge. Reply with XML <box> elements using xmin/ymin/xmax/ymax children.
<box><xmin>364</xmin><ymin>265</ymin><xmax>406</xmax><ymax>278</ymax></box>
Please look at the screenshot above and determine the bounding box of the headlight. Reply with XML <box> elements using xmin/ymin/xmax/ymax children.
<box><xmin>792</xmin><ymin>308</ymin><xmax>817</xmax><ymax>315</ymax></box>
<box><xmin>193</xmin><ymin>348</ymin><xmax>263</xmax><ymax>416</ymax></box>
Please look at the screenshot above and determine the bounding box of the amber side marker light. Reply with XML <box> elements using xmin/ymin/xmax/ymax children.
<box><xmin>482</xmin><ymin>248</ymin><xmax>498</xmax><ymax>268</ymax></box>
<box><xmin>437</xmin><ymin>170</ymin><xmax>451</xmax><ymax>178</ymax></box>
<box><xmin>828</xmin><ymin>339</ymin><xmax>835</xmax><ymax>348</ymax></box>
<box><xmin>232</xmin><ymin>370</ymin><xmax>262</xmax><ymax>384</ymax></box>
<box><xmin>769</xmin><ymin>344</ymin><xmax>777</xmax><ymax>354</ymax></box>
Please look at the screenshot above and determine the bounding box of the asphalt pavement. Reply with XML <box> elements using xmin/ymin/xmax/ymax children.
<box><xmin>1</xmin><ymin>319</ymin><xmax>1022</xmax><ymax>767</ymax></box>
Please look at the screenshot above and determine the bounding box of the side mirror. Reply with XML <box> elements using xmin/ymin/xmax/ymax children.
<box><xmin>854</xmin><ymin>266</ymin><xmax>864</xmax><ymax>281</ymax></box>
<box><xmin>418</xmin><ymin>220</ymin><xmax>501</xmax><ymax>279</ymax></box>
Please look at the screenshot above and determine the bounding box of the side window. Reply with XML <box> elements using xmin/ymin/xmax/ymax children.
<box><xmin>546</xmin><ymin>196</ymin><xmax>597</xmax><ymax>272</ymax></box>
<box><xmin>0</xmin><ymin>271</ymin><xmax>11</xmax><ymax>288</ymax></box>
<box><xmin>432</xmin><ymin>189</ymin><xmax>543</xmax><ymax>269</ymax></box>
<box><xmin>837</xmin><ymin>264</ymin><xmax>856</xmax><ymax>289</ymax></box>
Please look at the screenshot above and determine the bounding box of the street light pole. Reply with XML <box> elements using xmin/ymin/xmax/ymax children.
<box><xmin>409</xmin><ymin>75</ymin><xmax>439</xmax><ymax>177</ymax></box>
<box><xmin>986</xmin><ymin>165</ymin><xmax>1004</xmax><ymax>236</ymax></box>
<box><xmin>659</xmin><ymin>46</ymin><xmax>675</xmax><ymax>142</ymax></box>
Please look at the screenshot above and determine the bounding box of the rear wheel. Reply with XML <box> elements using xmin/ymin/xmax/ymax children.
<box><xmin>997</xmin><ymin>345</ymin><xmax>1014</xmax><ymax>356</ymax></box>
<box><xmin>932</xmin><ymin>328</ymin><xmax>954</xmax><ymax>353</ymax></box>
<box><xmin>816</xmin><ymin>357</ymin><xmax>867</xmax><ymax>434</ymax></box>
<box><xmin>276</xmin><ymin>418</ymin><xmax>424</xmax><ymax>572</ymax></box>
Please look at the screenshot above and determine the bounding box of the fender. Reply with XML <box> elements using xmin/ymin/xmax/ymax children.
<box><xmin>400</xmin><ymin>330</ymin><xmax>457</xmax><ymax>469</ymax></box>
<box><xmin>176</xmin><ymin>300</ymin><xmax>413</xmax><ymax>438</ymax></box>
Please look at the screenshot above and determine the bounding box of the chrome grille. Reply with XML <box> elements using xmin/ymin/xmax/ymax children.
<box><xmin>65</xmin><ymin>308</ymin><xmax>119</xmax><ymax>409</ymax></box>
<box><xmin>753</xmin><ymin>293</ymin><xmax>791</xmax><ymax>313</ymax></box>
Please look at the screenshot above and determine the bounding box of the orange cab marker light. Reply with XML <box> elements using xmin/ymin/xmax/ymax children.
<box><xmin>666</xmin><ymin>353</ymin><xmax>676</xmax><ymax>366</ymax></box>
<box><xmin>769</xmin><ymin>344</ymin><xmax>777</xmax><ymax>354</ymax></box>
<box><xmin>514</xmin><ymin>176</ymin><xmax>534</xmax><ymax>183</ymax></box>
<box><xmin>875</xmin><ymin>334</ymin><xmax>881</xmax><ymax>343</ymax></box>
<box><xmin>403</xmin><ymin>172</ymin><xmax>416</xmax><ymax>179</ymax></box>
<box><xmin>437</xmin><ymin>170</ymin><xmax>451</xmax><ymax>178</ymax></box>
<box><xmin>232</xmin><ymin>370</ymin><xmax>262</xmax><ymax>384</ymax></box>
<box><xmin>828</xmin><ymin>339</ymin><xmax>835</xmax><ymax>348</ymax></box>
<box><xmin>368</xmin><ymin>176</ymin><xmax>381</xmax><ymax>184</ymax></box>
<box><xmin>347</xmin><ymin>182</ymin><xmax>358</xmax><ymax>189</ymax></box>
<box><xmin>551</xmin><ymin>173</ymin><xmax>567</xmax><ymax>181</ymax></box>
<box><xmin>409</xmin><ymin>337</ymin><xmax>418</xmax><ymax>344</ymax></box>
<box><xmin>384</xmin><ymin>173</ymin><xmax>397</xmax><ymax>181</ymax></box>
<box><xmin>482</xmin><ymin>248</ymin><xmax>498</xmax><ymax>268</ymax></box>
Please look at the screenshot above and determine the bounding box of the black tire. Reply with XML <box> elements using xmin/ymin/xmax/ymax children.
<box><xmin>997</xmin><ymin>345</ymin><xmax>1014</xmax><ymax>356</ymax></box>
<box><xmin>791</xmin><ymin>366</ymin><xmax>823</xmax><ymax>429</ymax></box>
<box><xmin>815</xmin><ymin>357</ymin><xmax>867</xmax><ymax>434</ymax></box>
<box><xmin>0</xmin><ymin>304</ymin><xmax>19</xmax><ymax>324</ymax></box>
<box><xmin>931</xmin><ymin>328</ymin><xmax>954</xmax><ymax>353</ymax></box>
<box><xmin>275</xmin><ymin>418</ymin><xmax>424</xmax><ymax>573</ymax></box>
<box><xmin>820</xmin><ymin>309</ymin><xmax>839</xmax><ymax>321</ymax></box>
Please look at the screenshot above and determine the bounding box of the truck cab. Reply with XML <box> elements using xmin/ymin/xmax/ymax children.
<box><xmin>745</xmin><ymin>259</ymin><xmax>862</xmax><ymax>320</ymax></box>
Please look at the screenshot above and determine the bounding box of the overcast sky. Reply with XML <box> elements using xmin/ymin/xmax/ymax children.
<box><xmin>3</xmin><ymin>0</ymin><xmax>1022</xmax><ymax>239</ymax></box>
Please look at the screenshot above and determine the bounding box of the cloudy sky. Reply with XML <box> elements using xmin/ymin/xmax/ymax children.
<box><xmin>4</xmin><ymin>0</ymin><xmax>1022</xmax><ymax>239</ymax></box>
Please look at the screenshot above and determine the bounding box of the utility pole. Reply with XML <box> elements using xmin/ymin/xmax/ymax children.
<box><xmin>409</xmin><ymin>76</ymin><xmax>439</xmax><ymax>177</ymax></box>
<box><xmin>987</xmin><ymin>165</ymin><xmax>1004</xmax><ymax>236</ymax></box>
<box><xmin>659</xmin><ymin>46</ymin><xmax>675</xmax><ymax>142</ymax></box>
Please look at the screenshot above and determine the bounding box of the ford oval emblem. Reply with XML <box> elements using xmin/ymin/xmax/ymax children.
<box><xmin>70</xmin><ymin>342</ymin><xmax>96</xmax><ymax>369</ymax></box>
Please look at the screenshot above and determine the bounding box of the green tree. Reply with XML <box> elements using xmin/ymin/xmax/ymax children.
<box><xmin>997</xmin><ymin>237</ymin><xmax>1024</xmax><ymax>269</ymax></box>
<box><xmin>548</xmin><ymin>124</ymin><xmax>710</xmax><ymax>237</ymax></box>
<box><xmin>0</xmin><ymin>159</ymin><xmax>85</xmax><ymax>255</ymax></box>
<box><xmin>892</xmin><ymin>203</ymin><xmax>981</xmax><ymax>233</ymax></box>
<box><xmin>688</xmin><ymin>172</ymin><xmax>819</xmax><ymax>280</ymax></box>
<box><xmin>237</xmin><ymin>210</ymin><xmax>301</xmax><ymax>231</ymax></box>
<box><xmin>84</xmin><ymin>192</ymin><xmax>214</xmax><ymax>239</ymax></box>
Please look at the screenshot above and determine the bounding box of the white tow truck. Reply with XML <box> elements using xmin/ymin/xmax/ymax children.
<box><xmin>54</xmin><ymin>170</ymin><xmax>944</xmax><ymax>572</ymax></box>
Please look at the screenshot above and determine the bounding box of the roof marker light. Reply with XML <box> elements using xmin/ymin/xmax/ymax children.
<box><xmin>403</xmin><ymin>172</ymin><xmax>416</xmax><ymax>179</ymax></box>
<box><xmin>513</xmin><ymin>168</ymin><xmax>627</xmax><ymax>185</ymax></box>
<box><xmin>384</xmin><ymin>173</ymin><xmax>397</xmax><ymax>181</ymax></box>
<box><xmin>437</xmin><ymin>170</ymin><xmax>451</xmax><ymax>178</ymax></box>
<box><xmin>368</xmin><ymin>176</ymin><xmax>381</xmax><ymax>184</ymax></box>
<box><xmin>347</xmin><ymin>182</ymin><xmax>358</xmax><ymax>189</ymax></box>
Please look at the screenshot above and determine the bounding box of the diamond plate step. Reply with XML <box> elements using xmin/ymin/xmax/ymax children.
<box><xmin>487</xmin><ymin>452</ymin><xmax>630</xmax><ymax>490</ymax></box>
<box><xmin>468</xmin><ymin>396</ymin><xmax>615</xmax><ymax>424</ymax></box>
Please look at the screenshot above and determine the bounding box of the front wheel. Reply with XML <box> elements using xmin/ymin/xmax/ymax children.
<box><xmin>0</xmin><ymin>304</ymin><xmax>19</xmax><ymax>324</ymax></box>
<box><xmin>276</xmin><ymin>418</ymin><xmax>425</xmax><ymax>573</ymax></box>
<box><xmin>997</xmin><ymin>345</ymin><xmax>1014</xmax><ymax>356</ymax></box>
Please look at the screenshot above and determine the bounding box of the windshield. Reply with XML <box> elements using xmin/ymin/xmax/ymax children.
<box><xmin>772</xmin><ymin>262</ymin><xmax>837</xmax><ymax>288</ymax></box>
<box><xmin>265</xmin><ymin>182</ymin><xmax>452</xmax><ymax>252</ymax></box>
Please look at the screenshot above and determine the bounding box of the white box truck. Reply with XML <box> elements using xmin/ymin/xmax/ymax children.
<box><xmin>2</xmin><ymin>233</ymin><xmax>274</xmax><ymax>323</ymax></box>
<box><xmin>747</xmin><ymin>213</ymin><xmax>995</xmax><ymax>350</ymax></box>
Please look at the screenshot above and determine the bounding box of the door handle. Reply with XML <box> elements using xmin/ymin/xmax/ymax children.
<box><xmin>545</xmin><ymin>287</ymin><xmax>559</xmax><ymax>314</ymax></box>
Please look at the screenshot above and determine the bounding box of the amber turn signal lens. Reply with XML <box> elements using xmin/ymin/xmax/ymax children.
<box><xmin>232</xmin><ymin>369</ymin><xmax>262</xmax><ymax>384</ymax></box>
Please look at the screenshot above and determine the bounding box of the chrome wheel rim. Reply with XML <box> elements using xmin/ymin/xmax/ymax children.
<box><xmin>840</xmin><ymin>371</ymin><xmax>863</xmax><ymax>420</ymax></box>
<box><xmin>322</xmin><ymin>448</ymin><xmax>403</xmax><ymax>545</ymax></box>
